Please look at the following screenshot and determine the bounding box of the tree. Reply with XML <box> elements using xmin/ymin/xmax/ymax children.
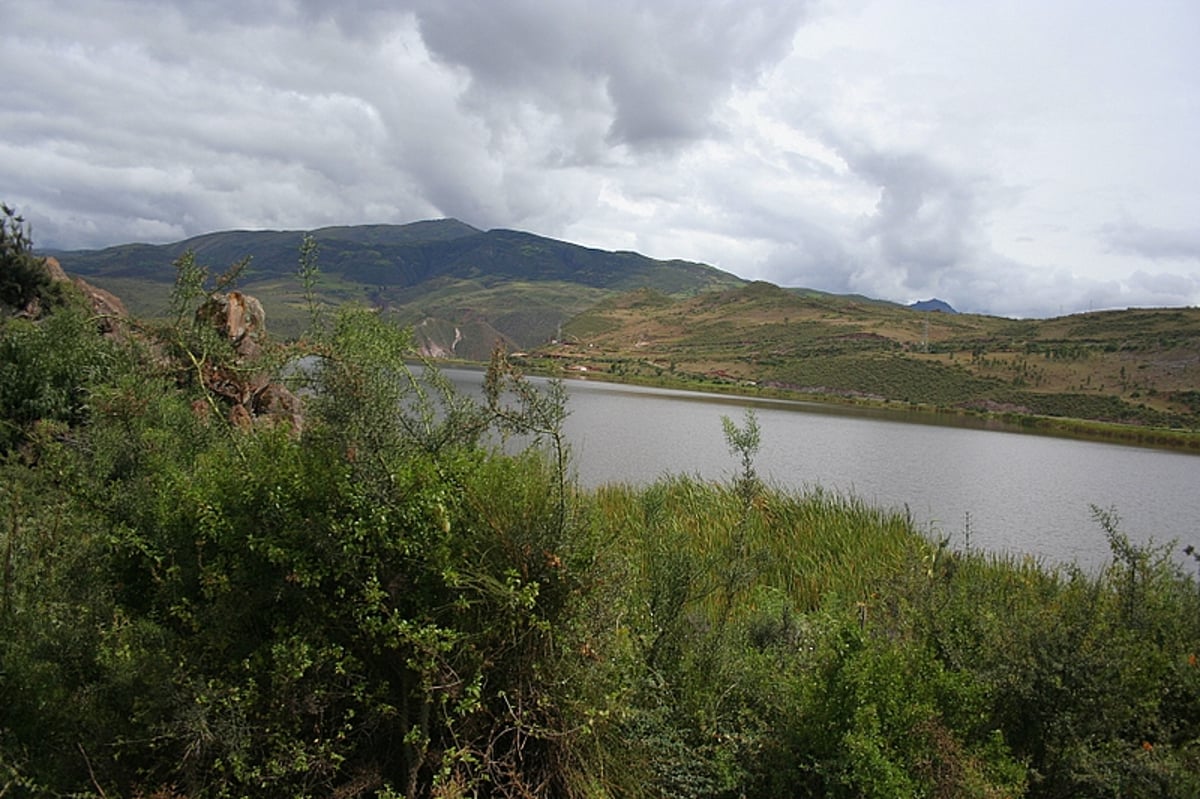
<box><xmin>0</xmin><ymin>203</ymin><xmax>60</xmax><ymax>315</ymax></box>
<box><xmin>722</xmin><ymin>408</ymin><xmax>761</xmax><ymax>507</ymax></box>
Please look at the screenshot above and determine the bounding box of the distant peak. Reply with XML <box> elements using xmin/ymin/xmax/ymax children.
<box><xmin>908</xmin><ymin>298</ymin><xmax>957</xmax><ymax>314</ymax></box>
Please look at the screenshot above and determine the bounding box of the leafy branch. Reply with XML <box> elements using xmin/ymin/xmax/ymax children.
<box><xmin>484</xmin><ymin>342</ymin><xmax>571</xmax><ymax>531</ymax></box>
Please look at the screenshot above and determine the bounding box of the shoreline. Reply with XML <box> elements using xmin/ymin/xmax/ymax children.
<box><xmin>462</xmin><ymin>356</ymin><xmax>1200</xmax><ymax>455</ymax></box>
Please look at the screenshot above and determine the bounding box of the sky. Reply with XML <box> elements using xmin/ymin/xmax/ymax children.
<box><xmin>2</xmin><ymin>0</ymin><xmax>1198</xmax><ymax>318</ymax></box>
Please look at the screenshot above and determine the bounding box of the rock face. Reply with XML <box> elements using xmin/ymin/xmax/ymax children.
<box><xmin>194</xmin><ymin>290</ymin><xmax>303</xmax><ymax>434</ymax></box>
<box><xmin>42</xmin><ymin>256</ymin><xmax>130</xmax><ymax>335</ymax></box>
<box><xmin>196</xmin><ymin>291</ymin><xmax>266</xmax><ymax>358</ymax></box>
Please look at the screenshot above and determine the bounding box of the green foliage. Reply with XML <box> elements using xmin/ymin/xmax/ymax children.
<box><xmin>1020</xmin><ymin>391</ymin><xmax>1182</xmax><ymax>427</ymax></box>
<box><xmin>896</xmin><ymin>519</ymin><xmax>1200</xmax><ymax>799</ymax></box>
<box><xmin>3</xmin><ymin>229</ymin><xmax>1200</xmax><ymax>796</ymax></box>
<box><xmin>305</xmin><ymin>305</ymin><xmax>490</xmax><ymax>467</ymax></box>
<box><xmin>771</xmin><ymin>353</ymin><xmax>1007</xmax><ymax>405</ymax></box>
<box><xmin>3</xmin><ymin>271</ymin><xmax>629</xmax><ymax>796</ymax></box>
<box><xmin>766</xmin><ymin>607</ymin><xmax>1025</xmax><ymax>798</ymax></box>
<box><xmin>0</xmin><ymin>203</ymin><xmax>62</xmax><ymax>315</ymax></box>
<box><xmin>583</xmin><ymin>468</ymin><xmax>1200</xmax><ymax>798</ymax></box>
<box><xmin>0</xmin><ymin>308</ymin><xmax>119</xmax><ymax>452</ymax></box>
<box><xmin>484</xmin><ymin>341</ymin><xmax>572</xmax><ymax>528</ymax></box>
<box><xmin>297</xmin><ymin>232</ymin><xmax>323</xmax><ymax>334</ymax></box>
<box><xmin>721</xmin><ymin>409</ymin><xmax>761</xmax><ymax>506</ymax></box>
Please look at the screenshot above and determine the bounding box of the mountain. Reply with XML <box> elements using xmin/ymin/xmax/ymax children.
<box><xmin>909</xmin><ymin>298</ymin><xmax>958</xmax><ymax>313</ymax></box>
<box><xmin>39</xmin><ymin>221</ymin><xmax>1200</xmax><ymax>436</ymax></box>
<box><xmin>530</xmin><ymin>281</ymin><xmax>1200</xmax><ymax>434</ymax></box>
<box><xmin>48</xmin><ymin>220</ymin><xmax>744</xmax><ymax>358</ymax></box>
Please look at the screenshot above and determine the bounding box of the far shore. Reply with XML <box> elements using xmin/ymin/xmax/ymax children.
<box><xmin>433</xmin><ymin>355</ymin><xmax>1200</xmax><ymax>455</ymax></box>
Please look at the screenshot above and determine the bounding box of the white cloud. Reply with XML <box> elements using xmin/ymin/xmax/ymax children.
<box><xmin>2</xmin><ymin>0</ymin><xmax>1199</xmax><ymax>316</ymax></box>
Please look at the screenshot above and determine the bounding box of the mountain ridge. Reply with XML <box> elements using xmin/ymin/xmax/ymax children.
<box><xmin>909</xmin><ymin>298</ymin><xmax>958</xmax><ymax>313</ymax></box>
<box><xmin>37</xmin><ymin>220</ymin><xmax>1200</xmax><ymax>437</ymax></box>
<box><xmin>46</xmin><ymin>220</ymin><xmax>745</xmax><ymax>358</ymax></box>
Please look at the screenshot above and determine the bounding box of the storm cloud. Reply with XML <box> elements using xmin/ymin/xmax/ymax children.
<box><xmin>2</xmin><ymin>0</ymin><xmax>1198</xmax><ymax>317</ymax></box>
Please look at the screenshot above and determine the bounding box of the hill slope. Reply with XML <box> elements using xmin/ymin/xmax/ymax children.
<box><xmin>534</xmin><ymin>281</ymin><xmax>1200</xmax><ymax>436</ymax></box>
<box><xmin>45</xmin><ymin>223</ymin><xmax>1200</xmax><ymax>438</ymax></box>
<box><xmin>48</xmin><ymin>220</ymin><xmax>744</xmax><ymax>358</ymax></box>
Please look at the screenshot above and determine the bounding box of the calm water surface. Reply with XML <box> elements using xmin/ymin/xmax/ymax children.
<box><xmin>449</xmin><ymin>369</ymin><xmax>1200</xmax><ymax>571</ymax></box>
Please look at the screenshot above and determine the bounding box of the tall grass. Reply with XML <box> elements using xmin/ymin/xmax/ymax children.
<box><xmin>577</xmin><ymin>472</ymin><xmax>1200</xmax><ymax>798</ymax></box>
<box><xmin>594</xmin><ymin>477</ymin><xmax>924</xmax><ymax>612</ymax></box>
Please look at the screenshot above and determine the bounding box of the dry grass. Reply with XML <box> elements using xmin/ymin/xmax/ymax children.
<box><xmin>547</xmin><ymin>286</ymin><xmax>1200</xmax><ymax>431</ymax></box>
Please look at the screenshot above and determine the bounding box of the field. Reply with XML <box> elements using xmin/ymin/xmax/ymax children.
<box><xmin>527</xmin><ymin>283</ymin><xmax>1200</xmax><ymax>444</ymax></box>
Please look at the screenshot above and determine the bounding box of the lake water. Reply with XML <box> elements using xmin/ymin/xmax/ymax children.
<box><xmin>446</xmin><ymin>368</ymin><xmax>1200</xmax><ymax>572</ymax></box>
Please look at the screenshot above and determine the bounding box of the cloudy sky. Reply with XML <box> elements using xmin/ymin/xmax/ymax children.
<box><xmin>3</xmin><ymin>0</ymin><xmax>1198</xmax><ymax>317</ymax></box>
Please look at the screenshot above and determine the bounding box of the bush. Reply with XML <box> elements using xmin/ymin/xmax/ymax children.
<box><xmin>0</xmin><ymin>204</ymin><xmax>64</xmax><ymax>315</ymax></box>
<box><xmin>4</xmin><ymin>228</ymin><xmax>1200</xmax><ymax>796</ymax></box>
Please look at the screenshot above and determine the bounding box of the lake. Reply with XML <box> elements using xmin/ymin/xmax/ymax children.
<box><xmin>446</xmin><ymin>368</ymin><xmax>1200</xmax><ymax>572</ymax></box>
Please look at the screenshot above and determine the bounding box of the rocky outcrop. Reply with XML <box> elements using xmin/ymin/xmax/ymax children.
<box><xmin>252</xmin><ymin>381</ymin><xmax>304</xmax><ymax>433</ymax></box>
<box><xmin>194</xmin><ymin>290</ymin><xmax>303</xmax><ymax>434</ymax></box>
<box><xmin>14</xmin><ymin>256</ymin><xmax>303</xmax><ymax>433</ymax></box>
<box><xmin>196</xmin><ymin>290</ymin><xmax>266</xmax><ymax>358</ymax></box>
<box><xmin>73</xmin><ymin>278</ymin><xmax>129</xmax><ymax>336</ymax></box>
<box><xmin>18</xmin><ymin>254</ymin><xmax>303</xmax><ymax>434</ymax></box>
<box><xmin>41</xmin><ymin>256</ymin><xmax>130</xmax><ymax>336</ymax></box>
<box><xmin>42</xmin><ymin>255</ymin><xmax>69</xmax><ymax>283</ymax></box>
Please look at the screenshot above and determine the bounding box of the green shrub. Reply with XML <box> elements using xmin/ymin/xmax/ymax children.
<box><xmin>0</xmin><ymin>308</ymin><xmax>120</xmax><ymax>452</ymax></box>
<box><xmin>4</xmin><ymin>230</ymin><xmax>1200</xmax><ymax>796</ymax></box>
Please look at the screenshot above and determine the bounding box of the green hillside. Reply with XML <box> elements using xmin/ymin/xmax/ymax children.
<box><xmin>47</xmin><ymin>221</ymin><xmax>743</xmax><ymax>357</ymax></box>
<box><xmin>42</xmin><ymin>222</ymin><xmax>1200</xmax><ymax>441</ymax></box>
<box><xmin>533</xmin><ymin>281</ymin><xmax>1200</xmax><ymax>443</ymax></box>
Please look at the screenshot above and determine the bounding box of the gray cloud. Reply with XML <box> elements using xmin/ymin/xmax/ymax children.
<box><xmin>785</xmin><ymin>131</ymin><xmax>1000</xmax><ymax>309</ymax></box>
<box><xmin>408</xmin><ymin>0</ymin><xmax>811</xmax><ymax>152</ymax></box>
<box><xmin>1102</xmin><ymin>219</ymin><xmax>1200</xmax><ymax>262</ymax></box>
<box><xmin>2</xmin><ymin>0</ymin><xmax>1198</xmax><ymax>317</ymax></box>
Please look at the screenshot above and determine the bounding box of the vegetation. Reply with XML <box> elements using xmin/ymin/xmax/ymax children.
<box><xmin>535</xmin><ymin>282</ymin><xmax>1200</xmax><ymax>445</ymax></box>
<box><xmin>50</xmin><ymin>222</ymin><xmax>1200</xmax><ymax>443</ymax></box>
<box><xmin>1</xmin><ymin>204</ymin><xmax>66</xmax><ymax>316</ymax></box>
<box><xmin>49</xmin><ymin>222</ymin><xmax>742</xmax><ymax>353</ymax></box>
<box><xmin>4</xmin><ymin>225</ymin><xmax>1200</xmax><ymax>796</ymax></box>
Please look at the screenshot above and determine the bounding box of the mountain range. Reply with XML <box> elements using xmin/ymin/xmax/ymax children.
<box><xmin>48</xmin><ymin>219</ymin><xmax>744</xmax><ymax>359</ymax></box>
<box><xmin>43</xmin><ymin>220</ymin><xmax>1200</xmax><ymax>438</ymax></box>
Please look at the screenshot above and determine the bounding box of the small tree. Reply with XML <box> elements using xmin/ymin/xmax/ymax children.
<box><xmin>297</xmin><ymin>232</ymin><xmax>324</xmax><ymax>334</ymax></box>
<box><xmin>0</xmin><ymin>203</ymin><xmax>58</xmax><ymax>315</ymax></box>
<box><xmin>722</xmin><ymin>408</ymin><xmax>761</xmax><ymax>507</ymax></box>
<box><xmin>484</xmin><ymin>341</ymin><xmax>572</xmax><ymax>531</ymax></box>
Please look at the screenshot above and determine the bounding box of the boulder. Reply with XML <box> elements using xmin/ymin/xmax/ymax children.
<box><xmin>196</xmin><ymin>291</ymin><xmax>266</xmax><ymax>358</ymax></box>
<box><xmin>42</xmin><ymin>255</ymin><xmax>69</xmax><ymax>283</ymax></box>
<box><xmin>252</xmin><ymin>382</ymin><xmax>304</xmax><ymax>434</ymax></box>
<box><xmin>191</xmin><ymin>291</ymin><xmax>305</xmax><ymax>434</ymax></box>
